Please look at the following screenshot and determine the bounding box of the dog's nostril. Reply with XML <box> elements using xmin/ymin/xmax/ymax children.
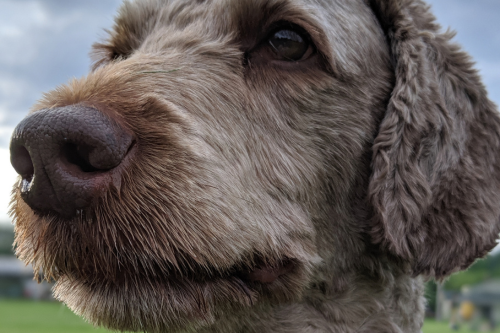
<box><xmin>11</xmin><ymin>145</ymin><xmax>34</xmax><ymax>179</ymax></box>
<box><xmin>62</xmin><ymin>143</ymin><xmax>100</xmax><ymax>173</ymax></box>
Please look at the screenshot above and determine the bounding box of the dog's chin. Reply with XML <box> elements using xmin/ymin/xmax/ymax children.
<box><xmin>53</xmin><ymin>259</ymin><xmax>305</xmax><ymax>333</ymax></box>
<box><xmin>13</xmin><ymin>196</ymin><xmax>315</xmax><ymax>332</ymax></box>
<box><xmin>53</xmin><ymin>272</ymin><xmax>249</xmax><ymax>333</ymax></box>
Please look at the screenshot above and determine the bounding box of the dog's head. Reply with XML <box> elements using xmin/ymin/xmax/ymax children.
<box><xmin>9</xmin><ymin>0</ymin><xmax>500</xmax><ymax>332</ymax></box>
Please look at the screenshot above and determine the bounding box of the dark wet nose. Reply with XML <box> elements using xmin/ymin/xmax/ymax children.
<box><xmin>10</xmin><ymin>105</ymin><xmax>134</xmax><ymax>217</ymax></box>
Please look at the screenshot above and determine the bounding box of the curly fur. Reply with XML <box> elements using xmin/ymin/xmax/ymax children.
<box><xmin>10</xmin><ymin>0</ymin><xmax>500</xmax><ymax>332</ymax></box>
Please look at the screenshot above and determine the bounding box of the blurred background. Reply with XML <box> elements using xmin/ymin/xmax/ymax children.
<box><xmin>0</xmin><ymin>0</ymin><xmax>499</xmax><ymax>332</ymax></box>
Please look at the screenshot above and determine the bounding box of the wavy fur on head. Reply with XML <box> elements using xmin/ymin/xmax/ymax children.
<box><xmin>10</xmin><ymin>0</ymin><xmax>500</xmax><ymax>332</ymax></box>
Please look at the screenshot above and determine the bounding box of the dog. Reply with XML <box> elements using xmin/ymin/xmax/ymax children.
<box><xmin>9</xmin><ymin>0</ymin><xmax>500</xmax><ymax>332</ymax></box>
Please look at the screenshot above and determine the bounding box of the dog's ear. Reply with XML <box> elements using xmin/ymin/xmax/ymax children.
<box><xmin>367</xmin><ymin>0</ymin><xmax>500</xmax><ymax>278</ymax></box>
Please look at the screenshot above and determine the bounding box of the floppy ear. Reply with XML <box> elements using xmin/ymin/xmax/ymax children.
<box><xmin>367</xmin><ymin>0</ymin><xmax>500</xmax><ymax>278</ymax></box>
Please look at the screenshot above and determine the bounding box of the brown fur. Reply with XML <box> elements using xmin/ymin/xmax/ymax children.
<box><xmin>10</xmin><ymin>0</ymin><xmax>500</xmax><ymax>332</ymax></box>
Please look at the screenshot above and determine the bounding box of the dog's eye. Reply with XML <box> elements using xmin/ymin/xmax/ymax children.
<box><xmin>267</xmin><ymin>28</ymin><xmax>312</xmax><ymax>61</ymax></box>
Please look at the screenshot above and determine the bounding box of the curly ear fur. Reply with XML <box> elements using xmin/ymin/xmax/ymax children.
<box><xmin>368</xmin><ymin>0</ymin><xmax>500</xmax><ymax>278</ymax></box>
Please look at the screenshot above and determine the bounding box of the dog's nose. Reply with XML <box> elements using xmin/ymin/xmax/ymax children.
<box><xmin>10</xmin><ymin>105</ymin><xmax>134</xmax><ymax>217</ymax></box>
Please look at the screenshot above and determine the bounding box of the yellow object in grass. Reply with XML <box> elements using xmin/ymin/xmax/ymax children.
<box><xmin>459</xmin><ymin>301</ymin><xmax>475</xmax><ymax>320</ymax></box>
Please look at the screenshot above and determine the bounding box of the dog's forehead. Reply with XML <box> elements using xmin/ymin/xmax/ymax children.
<box><xmin>103</xmin><ymin>0</ymin><xmax>384</xmax><ymax>75</ymax></box>
<box><xmin>112</xmin><ymin>0</ymin><xmax>376</xmax><ymax>44</ymax></box>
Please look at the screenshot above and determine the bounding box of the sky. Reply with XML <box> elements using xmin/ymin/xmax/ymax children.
<box><xmin>0</xmin><ymin>0</ymin><xmax>499</xmax><ymax>226</ymax></box>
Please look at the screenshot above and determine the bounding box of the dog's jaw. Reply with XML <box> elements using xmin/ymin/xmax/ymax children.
<box><xmin>12</xmin><ymin>188</ymin><xmax>317</xmax><ymax>333</ymax></box>
<box><xmin>52</xmin><ymin>258</ymin><xmax>305</xmax><ymax>332</ymax></box>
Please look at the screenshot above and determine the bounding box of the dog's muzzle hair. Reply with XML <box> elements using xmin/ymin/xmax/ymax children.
<box><xmin>9</xmin><ymin>0</ymin><xmax>500</xmax><ymax>332</ymax></box>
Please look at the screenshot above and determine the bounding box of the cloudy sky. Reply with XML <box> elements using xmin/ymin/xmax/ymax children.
<box><xmin>0</xmin><ymin>0</ymin><xmax>499</xmax><ymax>225</ymax></box>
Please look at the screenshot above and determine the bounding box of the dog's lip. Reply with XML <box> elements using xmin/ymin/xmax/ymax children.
<box><xmin>186</xmin><ymin>257</ymin><xmax>297</xmax><ymax>285</ymax></box>
<box><xmin>242</xmin><ymin>260</ymin><xmax>295</xmax><ymax>284</ymax></box>
<box><xmin>53</xmin><ymin>257</ymin><xmax>295</xmax><ymax>310</ymax></box>
<box><xmin>57</xmin><ymin>257</ymin><xmax>297</xmax><ymax>297</ymax></box>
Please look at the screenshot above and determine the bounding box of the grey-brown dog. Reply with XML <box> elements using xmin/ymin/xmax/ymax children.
<box><xmin>9</xmin><ymin>0</ymin><xmax>500</xmax><ymax>332</ymax></box>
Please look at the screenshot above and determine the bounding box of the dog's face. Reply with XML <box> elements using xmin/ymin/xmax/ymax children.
<box><xmin>9</xmin><ymin>0</ymin><xmax>500</xmax><ymax>332</ymax></box>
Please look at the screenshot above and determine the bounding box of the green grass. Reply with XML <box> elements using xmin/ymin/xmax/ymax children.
<box><xmin>0</xmin><ymin>300</ymin><xmax>118</xmax><ymax>333</ymax></box>
<box><xmin>1</xmin><ymin>300</ymin><xmax>499</xmax><ymax>333</ymax></box>
<box><xmin>423</xmin><ymin>319</ymin><xmax>500</xmax><ymax>333</ymax></box>
<box><xmin>423</xmin><ymin>319</ymin><xmax>461</xmax><ymax>333</ymax></box>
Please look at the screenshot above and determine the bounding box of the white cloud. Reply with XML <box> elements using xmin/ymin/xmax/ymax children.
<box><xmin>0</xmin><ymin>77</ymin><xmax>32</xmax><ymax>102</ymax></box>
<box><xmin>0</xmin><ymin>26</ymin><xmax>22</xmax><ymax>38</ymax></box>
<box><xmin>0</xmin><ymin>79</ymin><xmax>37</xmax><ymax>143</ymax></box>
<box><xmin>0</xmin><ymin>0</ymin><xmax>123</xmax><ymax>133</ymax></box>
<box><xmin>0</xmin><ymin>1</ymin><xmax>47</xmax><ymax>27</ymax></box>
<box><xmin>0</xmin><ymin>1</ymin><xmax>49</xmax><ymax>65</ymax></box>
<box><xmin>0</xmin><ymin>126</ymin><xmax>14</xmax><ymax>142</ymax></box>
<box><xmin>0</xmin><ymin>126</ymin><xmax>18</xmax><ymax>150</ymax></box>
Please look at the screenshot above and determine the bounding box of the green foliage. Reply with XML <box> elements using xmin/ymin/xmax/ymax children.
<box><xmin>0</xmin><ymin>226</ymin><xmax>14</xmax><ymax>255</ymax></box>
<box><xmin>444</xmin><ymin>252</ymin><xmax>500</xmax><ymax>291</ymax></box>
<box><xmin>425</xmin><ymin>280</ymin><xmax>437</xmax><ymax>313</ymax></box>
